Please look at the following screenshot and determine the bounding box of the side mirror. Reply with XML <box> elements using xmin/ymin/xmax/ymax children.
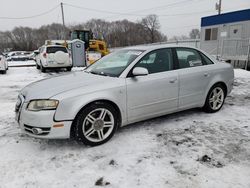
<box><xmin>132</xmin><ymin>67</ymin><xmax>149</xmax><ymax>77</ymax></box>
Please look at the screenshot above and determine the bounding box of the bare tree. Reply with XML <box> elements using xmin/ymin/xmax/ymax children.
<box><xmin>84</xmin><ymin>19</ymin><xmax>110</xmax><ymax>41</ymax></box>
<box><xmin>189</xmin><ymin>29</ymin><xmax>200</xmax><ymax>39</ymax></box>
<box><xmin>141</xmin><ymin>14</ymin><xmax>161</xmax><ymax>43</ymax></box>
<box><xmin>0</xmin><ymin>15</ymin><xmax>168</xmax><ymax>51</ymax></box>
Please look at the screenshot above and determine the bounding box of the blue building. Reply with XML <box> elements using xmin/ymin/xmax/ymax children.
<box><xmin>200</xmin><ymin>9</ymin><xmax>250</xmax><ymax>64</ymax></box>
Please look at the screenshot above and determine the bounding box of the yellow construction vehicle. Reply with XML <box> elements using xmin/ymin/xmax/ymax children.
<box><xmin>70</xmin><ymin>30</ymin><xmax>109</xmax><ymax>64</ymax></box>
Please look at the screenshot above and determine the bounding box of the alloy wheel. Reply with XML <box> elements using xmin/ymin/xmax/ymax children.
<box><xmin>82</xmin><ymin>108</ymin><xmax>114</xmax><ymax>143</ymax></box>
<box><xmin>209</xmin><ymin>87</ymin><xmax>224</xmax><ymax>110</ymax></box>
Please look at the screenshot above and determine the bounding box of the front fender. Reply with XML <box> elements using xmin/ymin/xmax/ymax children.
<box><xmin>53</xmin><ymin>86</ymin><xmax>127</xmax><ymax>125</ymax></box>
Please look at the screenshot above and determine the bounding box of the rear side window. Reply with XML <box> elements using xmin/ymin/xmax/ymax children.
<box><xmin>135</xmin><ymin>48</ymin><xmax>173</xmax><ymax>74</ymax></box>
<box><xmin>176</xmin><ymin>48</ymin><xmax>203</xmax><ymax>69</ymax></box>
<box><xmin>46</xmin><ymin>47</ymin><xmax>67</xmax><ymax>53</ymax></box>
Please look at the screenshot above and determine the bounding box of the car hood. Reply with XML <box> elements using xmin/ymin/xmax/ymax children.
<box><xmin>21</xmin><ymin>71</ymin><xmax>118</xmax><ymax>101</ymax></box>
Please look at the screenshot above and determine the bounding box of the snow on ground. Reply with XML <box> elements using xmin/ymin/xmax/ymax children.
<box><xmin>0</xmin><ymin>67</ymin><xmax>250</xmax><ymax>188</ymax></box>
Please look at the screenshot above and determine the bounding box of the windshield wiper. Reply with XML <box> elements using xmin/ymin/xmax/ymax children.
<box><xmin>89</xmin><ymin>71</ymin><xmax>109</xmax><ymax>77</ymax></box>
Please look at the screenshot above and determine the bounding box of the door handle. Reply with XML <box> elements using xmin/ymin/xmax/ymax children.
<box><xmin>204</xmin><ymin>73</ymin><xmax>209</xmax><ymax>77</ymax></box>
<box><xmin>169</xmin><ymin>78</ymin><xmax>177</xmax><ymax>83</ymax></box>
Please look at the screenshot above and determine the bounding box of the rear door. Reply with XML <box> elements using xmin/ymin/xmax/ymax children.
<box><xmin>126</xmin><ymin>48</ymin><xmax>179</xmax><ymax>122</ymax></box>
<box><xmin>174</xmin><ymin>47</ymin><xmax>213</xmax><ymax>109</ymax></box>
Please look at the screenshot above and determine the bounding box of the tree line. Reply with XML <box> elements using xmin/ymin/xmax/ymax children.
<box><xmin>0</xmin><ymin>14</ymin><xmax>200</xmax><ymax>52</ymax></box>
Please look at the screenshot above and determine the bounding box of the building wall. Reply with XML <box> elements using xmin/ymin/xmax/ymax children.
<box><xmin>200</xmin><ymin>20</ymin><xmax>250</xmax><ymax>58</ymax></box>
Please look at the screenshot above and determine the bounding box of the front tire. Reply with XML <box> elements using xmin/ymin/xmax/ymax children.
<box><xmin>203</xmin><ymin>84</ymin><xmax>225</xmax><ymax>113</ymax></box>
<box><xmin>74</xmin><ymin>102</ymin><xmax>118</xmax><ymax>146</ymax></box>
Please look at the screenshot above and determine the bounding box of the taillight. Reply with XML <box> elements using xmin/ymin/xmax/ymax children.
<box><xmin>43</xmin><ymin>53</ymin><xmax>47</xmax><ymax>58</ymax></box>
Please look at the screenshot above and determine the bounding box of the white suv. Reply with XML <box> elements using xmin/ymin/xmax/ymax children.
<box><xmin>0</xmin><ymin>52</ymin><xmax>8</xmax><ymax>74</ymax></box>
<box><xmin>36</xmin><ymin>45</ymin><xmax>72</xmax><ymax>72</ymax></box>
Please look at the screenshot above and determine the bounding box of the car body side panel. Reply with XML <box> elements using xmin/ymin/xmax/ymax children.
<box><xmin>126</xmin><ymin>70</ymin><xmax>179</xmax><ymax>123</ymax></box>
<box><xmin>177</xmin><ymin>65</ymin><xmax>212</xmax><ymax>109</ymax></box>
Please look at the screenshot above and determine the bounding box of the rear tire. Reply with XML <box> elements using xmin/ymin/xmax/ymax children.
<box><xmin>74</xmin><ymin>102</ymin><xmax>118</xmax><ymax>146</ymax></box>
<box><xmin>203</xmin><ymin>84</ymin><xmax>225</xmax><ymax>113</ymax></box>
<box><xmin>36</xmin><ymin>64</ymin><xmax>40</xmax><ymax>69</ymax></box>
<box><xmin>41</xmin><ymin>66</ymin><xmax>46</xmax><ymax>73</ymax></box>
<box><xmin>66</xmin><ymin>67</ymin><xmax>72</xmax><ymax>71</ymax></box>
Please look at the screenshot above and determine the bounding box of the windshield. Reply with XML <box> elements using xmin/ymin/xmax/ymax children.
<box><xmin>86</xmin><ymin>49</ymin><xmax>144</xmax><ymax>77</ymax></box>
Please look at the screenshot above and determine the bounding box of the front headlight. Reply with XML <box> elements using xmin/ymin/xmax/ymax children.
<box><xmin>27</xmin><ymin>99</ymin><xmax>59</xmax><ymax>111</ymax></box>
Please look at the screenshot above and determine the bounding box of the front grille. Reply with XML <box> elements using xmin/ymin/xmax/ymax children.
<box><xmin>24</xmin><ymin>124</ymin><xmax>51</xmax><ymax>136</ymax></box>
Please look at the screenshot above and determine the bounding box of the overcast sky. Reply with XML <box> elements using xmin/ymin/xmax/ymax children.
<box><xmin>0</xmin><ymin>0</ymin><xmax>249</xmax><ymax>38</ymax></box>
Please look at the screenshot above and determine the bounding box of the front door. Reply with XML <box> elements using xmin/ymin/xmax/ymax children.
<box><xmin>126</xmin><ymin>48</ymin><xmax>179</xmax><ymax>123</ymax></box>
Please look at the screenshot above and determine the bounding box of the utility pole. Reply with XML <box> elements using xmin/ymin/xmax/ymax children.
<box><xmin>216</xmin><ymin>0</ymin><xmax>222</xmax><ymax>15</ymax></box>
<box><xmin>60</xmin><ymin>2</ymin><xmax>65</xmax><ymax>27</ymax></box>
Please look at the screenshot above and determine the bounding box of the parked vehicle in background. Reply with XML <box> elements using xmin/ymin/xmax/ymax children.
<box><xmin>0</xmin><ymin>52</ymin><xmax>8</xmax><ymax>74</ymax></box>
<box><xmin>36</xmin><ymin>45</ymin><xmax>72</xmax><ymax>72</ymax></box>
<box><xmin>15</xmin><ymin>45</ymin><xmax>234</xmax><ymax>146</ymax></box>
<box><xmin>7</xmin><ymin>51</ymin><xmax>33</xmax><ymax>61</ymax></box>
<box><xmin>26</xmin><ymin>52</ymin><xmax>36</xmax><ymax>61</ymax></box>
<box><xmin>34</xmin><ymin>49</ymin><xmax>40</xmax><ymax>63</ymax></box>
<box><xmin>2</xmin><ymin>52</ymin><xmax>8</xmax><ymax>58</ymax></box>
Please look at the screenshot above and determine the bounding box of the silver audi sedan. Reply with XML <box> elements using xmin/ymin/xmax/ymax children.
<box><xmin>15</xmin><ymin>45</ymin><xmax>234</xmax><ymax>146</ymax></box>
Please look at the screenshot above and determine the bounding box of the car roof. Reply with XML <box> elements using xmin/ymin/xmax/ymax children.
<box><xmin>123</xmin><ymin>44</ymin><xmax>200</xmax><ymax>52</ymax></box>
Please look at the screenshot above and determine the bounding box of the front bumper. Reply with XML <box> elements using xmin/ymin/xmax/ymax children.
<box><xmin>16</xmin><ymin>102</ymin><xmax>72</xmax><ymax>139</ymax></box>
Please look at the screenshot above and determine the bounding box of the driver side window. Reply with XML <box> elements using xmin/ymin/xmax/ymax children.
<box><xmin>135</xmin><ymin>48</ymin><xmax>173</xmax><ymax>74</ymax></box>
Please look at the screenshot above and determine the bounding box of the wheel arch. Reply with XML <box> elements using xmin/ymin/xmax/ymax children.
<box><xmin>203</xmin><ymin>80</ymin><xmax>227</xmax><ymax>103</ymax></box>
<box><xmin>210</xmin><ymin>81</ymin><xmax>228</xmax><ymax>97</ymax></box>
<box><xmin>70</xmin><ymin>99</ymin><xmax>122</xmax><ymax>139</ymax></box>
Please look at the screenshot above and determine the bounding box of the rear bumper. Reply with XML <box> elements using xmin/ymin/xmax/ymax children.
<box><xmin>42</xmin><ymin>60</ymin><xmax>72</xmax><ymax>68</ymax></box>
<box><xmin>43</xmin><ymin>64</ymin><xmax>72</xmax><ymax>68</ymax></box>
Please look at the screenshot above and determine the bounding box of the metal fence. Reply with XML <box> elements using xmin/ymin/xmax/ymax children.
<box><xmin>221</xmin><ymin>38</ymin><xmax>250</xmax><ymax>61</ymax></box>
